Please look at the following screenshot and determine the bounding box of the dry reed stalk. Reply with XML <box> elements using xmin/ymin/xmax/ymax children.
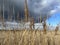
<box><xmin>0</xmin><ymin>30</ymin><xmax>60</xmax><ymax>45</ymax></box>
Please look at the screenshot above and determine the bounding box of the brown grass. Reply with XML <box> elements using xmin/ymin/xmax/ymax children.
<box><xmin>0</xmin><ymin>30</ymin><xmax>60</xmax><ymax>45</ymax></box>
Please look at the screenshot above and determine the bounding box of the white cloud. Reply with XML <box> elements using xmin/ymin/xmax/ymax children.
<box><xmin>41</xmin><ymin>0</ymin><xmax>54</xmax><ymax>7</ymax></box>
<box><xmin>50</xmin><ymin>10</ymin><xmax>57</xmax><ymax>14</ymax></box>
<box><xmin>33</xmin><ymin>0</ymin><xmax>60</xmax><ymax>16</ymax></box>
<box><xmin>2</xmin><ymin>0</ymin><xmax>60</xmax><ymax>21</ymax></box>
<box><xmin>41</xmin><ymin>0</ymin><xmax>48</xmax><ymax>6</ymax></box>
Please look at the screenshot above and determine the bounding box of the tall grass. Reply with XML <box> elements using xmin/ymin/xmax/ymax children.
<box><xmin>0</xmin><ymin>30</ymin><xmax>60</xmax><ymax>45</ymax></box>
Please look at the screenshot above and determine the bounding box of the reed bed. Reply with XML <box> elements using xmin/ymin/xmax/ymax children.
<box><xmin>0</xmin><ymin>30</ymin><xmax>60</xmax><ymax>45</ymax></box>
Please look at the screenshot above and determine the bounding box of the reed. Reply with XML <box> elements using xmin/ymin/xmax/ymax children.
<box><xmin>0</xmin><ymin>30</ymin><xmax>60</xmax><ymax>45</ymax></box>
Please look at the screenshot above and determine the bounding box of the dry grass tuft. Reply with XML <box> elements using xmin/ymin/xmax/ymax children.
<box><xmin>0</xmin><ymin>30</ymin><xmax>60</xmax><ymax>45</ymax></box>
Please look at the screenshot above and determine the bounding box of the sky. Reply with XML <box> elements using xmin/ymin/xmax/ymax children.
<box><xmin>47</xmin><ymin>12</ymin><xmax>60</xmax><ymax>26</ymax></box>
<box><xmin>28</xmin><ymin>0</ymin><xmax>60</xmax><ymax>26</ymax></box>
<box><xmin>0</xmin><ymin>0</ymin><xmax>60</xmax><ymax>26</ymax></box>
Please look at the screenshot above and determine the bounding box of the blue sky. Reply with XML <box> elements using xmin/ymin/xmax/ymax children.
<box><xmin>0</xmin><ymin>0</ymin><xmax>60</xmax><ymax>27</ymax></box>
<box><xmin>28</xmin><ymin>0</ymin><xmax>60</xmax><ymax>26</ymax></box>
<box><xmin>8</xmin><ymin>0</ymin><xmax>60</xmax><ymax>27</ymax></box>
<box><xmin>47</xmin><ymin>12</ymin><xmax>60</xmax><ymax>26</ymax></box>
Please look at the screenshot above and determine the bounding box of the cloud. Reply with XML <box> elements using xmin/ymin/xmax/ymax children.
<box><xmin>28</xmin><ymin>0</ymin><xmax>60</xmax><ymax>19</ymax></box>
<box><xmin>0</xmin><ymin>0</ymin><xmax>60</xmax><ymax>22</ymax></box>
<box><xmin>50</xmin><ymin>10</ymin><xmax>57</xmax><ymax>15</ymax></box>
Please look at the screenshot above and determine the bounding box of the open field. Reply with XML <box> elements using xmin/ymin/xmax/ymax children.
<box><xmin>0</xmin><ymin>30</ymin><xmax>60</xmax><ymax>45</ymax></box>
